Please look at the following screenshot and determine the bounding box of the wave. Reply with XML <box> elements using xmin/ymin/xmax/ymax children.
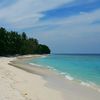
<box><xmin>80</xmin><ymin>81</ymin><xmax>100</xmax><ymax>92</ymax></box>
<box><xmin>29</xmin><ymin>63</ymin><xmax>43</xmax><ymax>67</ymax></box>
<box><xmin>65</xmin><ymin>75</ymin><xmax>74</xmax><ymax>81</ymax></box>
<box><xmin>81</xmin><ymin>82</ymin><xmax>91</xmax><ymax>87</ymax></box>
<box><xmin>40</xmin><ymin>65</ymin><xmax>75</xmax><ymax>81</ymax></box>
<box><xmin>46</xmin><ymin>66</ymin><xmax>100</xmax><ymax>91</ymax></box>
<box><xmin>58</xmin><ymin>71</ymin><xmax>100</xmax><ymax>91</ymax></box>
<box><xmin>47</xmin><ymin>66</ymin><xmax>57</xmax><ymax>71</ymax></box>
<box><xmin>46</xmin><ymin>66</ymin><xmax>74</xmax><ymax>81</ymax></box>
<box><xmin>29</xmin><ymin>62</ymin><xmax>100</xmax><ymax>92</ymax></box>
<box><xmin>29</xmin><ymin>62</ymin><xmax>74</xmax><ymax>82</ymax></box>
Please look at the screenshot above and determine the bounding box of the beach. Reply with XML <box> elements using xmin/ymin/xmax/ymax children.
<box><xmin>0</xmin><ymin>55</ymin><xmax>100</xmax><ymax>100</ymax></box>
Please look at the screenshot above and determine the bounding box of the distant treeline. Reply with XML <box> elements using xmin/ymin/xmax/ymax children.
<box><xmin>0</xmin><ymin>27</ymin><xmax>50</xmax><ymax>56</ymax></box>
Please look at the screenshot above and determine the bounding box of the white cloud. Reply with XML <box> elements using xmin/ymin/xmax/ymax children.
<box><xmin>0</xmin><ymin>0</ymin><xmax>74</xmax><ymax>29</ymax></box>
<box><xmin>28</xmin><ymin>8</ymin><xmax>100</xmax><ymax>37</ymax></box>
<box><xmin>30</xmin><ymin>8</ymin><xmax>100</xmax><ymax>53</ymax></box>
<box><xmin>0</xmin><ymin>0</ymin><xmax>100</xmax><ymax>53</ymax></box>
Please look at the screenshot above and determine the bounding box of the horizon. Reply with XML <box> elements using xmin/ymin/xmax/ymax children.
<box><xmin>0</xmin><ymin>0</ymin><xmax>100</xmax><ymax>53</ymax></box>
<box><xmin>51</xmin><ymin>53</ymin><xmax>100</xmax><ymax>55</ymax></box>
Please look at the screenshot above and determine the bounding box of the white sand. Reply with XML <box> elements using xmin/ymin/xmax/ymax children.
<box><xmin>0</xmin><ymin>57</ymin><xmax>63</xmax><ymax>100</ymax></box>
<box><xmin>0</xmin><ymin>57</ymin><xmax>100</xmax><ymax>100</ymax></box>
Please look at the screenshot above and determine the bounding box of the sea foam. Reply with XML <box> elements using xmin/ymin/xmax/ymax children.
<box><xmin>80</xmin><ymin>82</ymin><xmax>91</xmax><ymax>87</ymax></box>
<box><xmin>29</xmin><ymin>63</ymin><xmax>42</xmax><ymax>67</ymax></box>
<box><xmin>65</xmin><ymin>75</ymin><xmax>74</xmax><ymax>81</ymax></box>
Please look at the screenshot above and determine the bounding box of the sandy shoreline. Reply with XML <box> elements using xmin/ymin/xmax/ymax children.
<box><xmin>0</xmin><ymin>55</ymin><xmax>100</xmax><ymax>100</ymax></box>
<box><xmin>0</xmin><ymin>56</ymin><xmax>63</xmax><ymax>100</ymax></box>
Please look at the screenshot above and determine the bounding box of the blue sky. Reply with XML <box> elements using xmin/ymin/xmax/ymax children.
<box><xmin>0</xmin><ymin>0</ymin><xmax>100</xmax><ymax>53</ymax></box>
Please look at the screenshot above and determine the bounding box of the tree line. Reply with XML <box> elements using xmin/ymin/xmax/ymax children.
<box><xmin>0</xmin><ymin>27</ymin><xmax>51</xmax><ymax>56</ymax></box>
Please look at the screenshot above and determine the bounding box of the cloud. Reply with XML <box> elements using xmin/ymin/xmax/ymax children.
<box><xmin>29</xmin><ymin>8</ymin><xmax>100</xmax><ymax>53</ymax></box>
<box><xmin>0</xmin><ymin>0</ymin><xmax>100</xmax><ymax>53</ymax></box>
<box><xmin>0</xmin><ymin>0</ymin><xmax>74</xmax><ymax>29</ymax></box>
<box><xmin>27</xmin><ymin>8</ymin><xmax>100</xmax><ymax>34</ymax></box>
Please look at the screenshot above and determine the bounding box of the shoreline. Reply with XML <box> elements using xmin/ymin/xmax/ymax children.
<box><xmin>29</xmin><ymin>61</ymin><xmax>100</xmax><ymax>92</ymax></box>
<box><xmin>0</xmin><ymin>55</ymin><xmax>100</xmax><ymax>100</ymax></box>
<box><xmin>9</xmin><ymin>55</ymin><xmax>100</xmax><ymax>100</ymax></box>
<box><xmin>0</xmin><ymin>56</ymin><xmax>64</xmax><ymax>100</ymax></box>
<box><xmin>14</xmin><ymin>55</ymin><xmax>100</xmax><ymax>92</ymax></box>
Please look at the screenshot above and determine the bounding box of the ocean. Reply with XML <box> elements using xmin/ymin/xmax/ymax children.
<box><xmin>28</xmin><ymin>54</ymin><xmax>100</xmax><ymax>88</ymax></box>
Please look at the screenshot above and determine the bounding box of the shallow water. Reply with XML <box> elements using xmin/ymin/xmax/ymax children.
<box><xmin>29</xmin><ymin>54</ymin><xmax>100</xmax><ymax>87</ymax></box>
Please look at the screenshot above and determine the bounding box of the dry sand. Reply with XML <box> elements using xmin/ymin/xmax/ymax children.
<box><xmin>0</xmin><ymin>57</ymin><xmax>63</xmax><ymax>100</ymax></box>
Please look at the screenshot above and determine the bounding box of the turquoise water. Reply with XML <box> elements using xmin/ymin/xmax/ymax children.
<box><xmin>29</xmin><ymin>54</ymin><xmax>100</xmax><ymax>87</ymax></box>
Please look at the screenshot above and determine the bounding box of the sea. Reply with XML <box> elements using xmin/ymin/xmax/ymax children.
<box><xmin>28</xmin><ymin>54</ymin><xmax>100</xmax><ymax>89</ymax></box>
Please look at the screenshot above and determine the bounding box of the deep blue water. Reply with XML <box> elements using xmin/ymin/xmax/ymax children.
<box><xmin>29</xmin><ymin>54</ymin><xmax>100</xmax><ymax>86</ymax></box>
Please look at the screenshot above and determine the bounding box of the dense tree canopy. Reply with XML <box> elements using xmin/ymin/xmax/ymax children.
<box><xmin>0</xmin><ymin>27</ymin><xmax>51</xmax><ymax>56</ymax></box>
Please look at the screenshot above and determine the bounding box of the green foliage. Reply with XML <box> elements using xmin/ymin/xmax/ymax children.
<box><xmin>0</xmin><ymin>27</ymin><xmax>51</xmax><ymax>56</ymax></box>
<box><xmin>37</xmin><ymin>44</ymin><xmax>51</xmax><ymax>54</ymax></box>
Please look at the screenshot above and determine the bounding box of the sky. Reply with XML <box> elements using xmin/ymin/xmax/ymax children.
<box><xmin>0</xmin><ymin>0</ymin><xmax>100</xmax><ymax>53</ymax></box>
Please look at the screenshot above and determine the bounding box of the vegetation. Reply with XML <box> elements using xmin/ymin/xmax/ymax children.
<box><xmin>0</xmin><ymin>27</ymin><xmax>51</xmax><ymax>56</ymax></box>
